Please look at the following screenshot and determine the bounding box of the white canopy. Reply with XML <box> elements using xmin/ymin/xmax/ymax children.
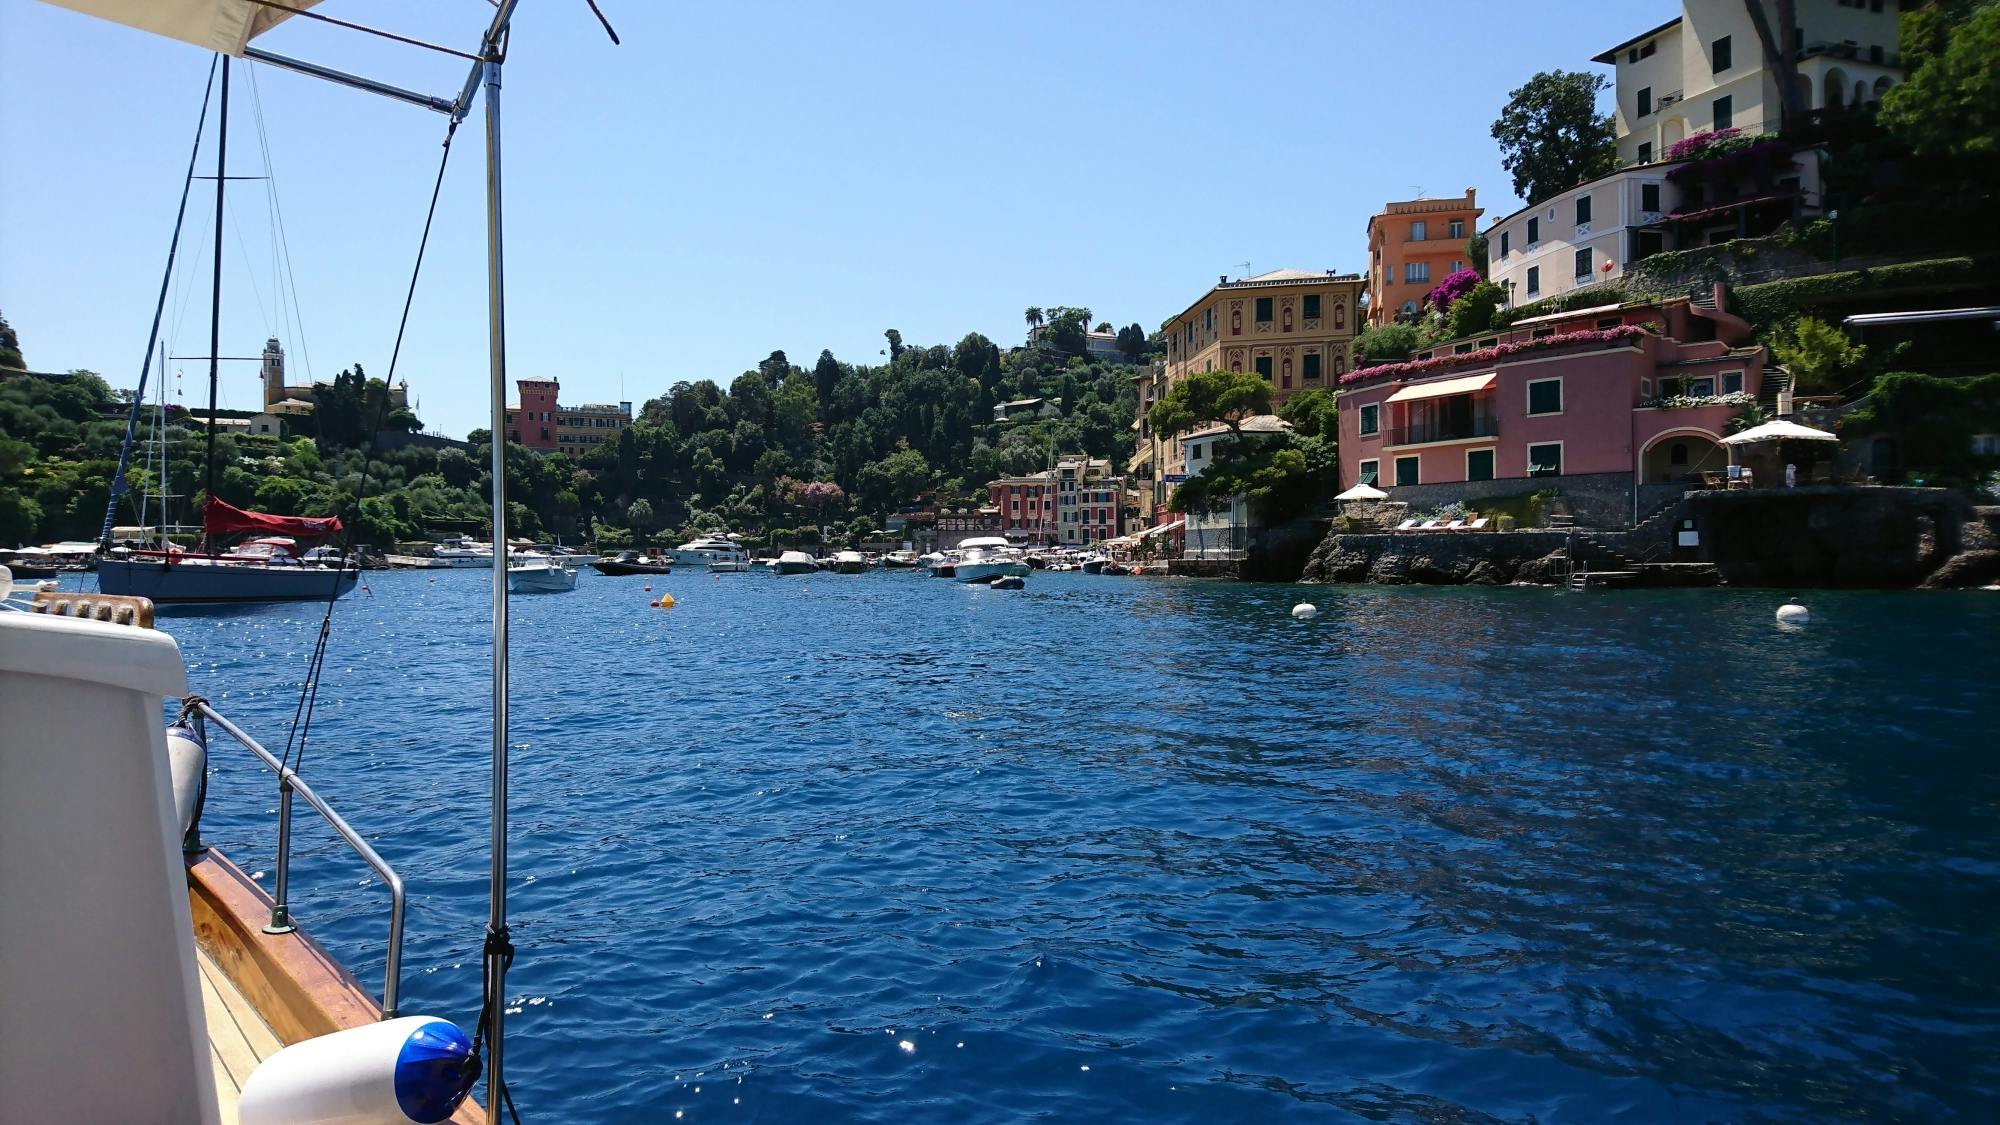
<box><xmin>959</xmin><ymin>536</ymin><xmax>1011</xmax><ymax>549</ymax></box>
<box><xmin>1140</xmin><ymin>520</ymin><xmax>1186</xmax><ymax>538</ymax></box>
<box><xmin>41</xmin><ymin>0</ymin><xmax>317</xmax><ymax>56</ymax></box>
<box><xmin>1720</xmin><ymin>419</ymin><xmax>1839</xmax><ymax>445</ymax></box>
<box><xmin>1334</xmin><ymin>482</ymin><xmax>1389</xmax><ymax>501</ymax></box>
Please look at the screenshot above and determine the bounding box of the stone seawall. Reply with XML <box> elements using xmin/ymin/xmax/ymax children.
<box><xmin>1685</xmin><ymin>486</ymin><xmax>1980</xmax><ymax>587</ymax></box>
<box><xmin>1302</xmin><ymin>531</ymin><xmax>1579</xmax><ymax>586</ymax></box>
<box><xmin>1296</xmin><ymin>487</ymin><xmax>1994</xmax><ymax>589</ymax></box>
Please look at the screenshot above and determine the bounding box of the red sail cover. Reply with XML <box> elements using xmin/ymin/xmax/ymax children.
<box><xmin>204</xmin><ymin>497</ymin><xmax>343</xmax><ymax>539</ymax></box>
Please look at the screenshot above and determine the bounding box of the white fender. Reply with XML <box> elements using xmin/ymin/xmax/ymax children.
<box><xmin>1776</xmin><ymin>602</ymin><xmax>1810</xmax><ymax>625</ymax></box>
<box><xmin>1291</xmin><ymin>602</ymin><xmax>1318</xmax><ymax>619</ymax></box>
<box><xmin>165</xmin><ymin>723</ymin><xmax>206</xmax><ymax>843</ymax></box>
<box><xmin>238</xmin><ymin>1016</ymin><xmax>477</xmax><ymax>1125</ymax></box>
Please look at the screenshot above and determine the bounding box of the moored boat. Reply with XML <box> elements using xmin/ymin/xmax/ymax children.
<box><xmin>508</xmin><ymin>557</ymin><xmax>577</xmax><ymax>593</ymax></box>
<box><xmin>831</xmin><ymin>549</ymin><xmax>869</xmax><ymax>574</ymax></box>
<box><xmin>773</xmin><ymin>550</ymin><xmax>817</xmax><ymax>575</ymax></box>
<box><xmin>954</xmin><ymin>537</ymin><xmax>1031</xmax><ymax>583</ymax></box>
<box><xmin>665</xmin><ymin>533</ymin><xmax>751</xmax><ymax>571</ymax></box>
<box><xmin>592</xmin><ymin>550</ymin><xmax>672</xmax><ymax>576</ymax></box>
<box><xmin>881</xmin><ymin>549</ymin><xmax>919</xmax><ymax>569</ymax></box>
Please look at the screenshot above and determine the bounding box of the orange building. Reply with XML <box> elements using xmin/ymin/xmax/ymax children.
<box><xmin>1365</xmin><ymin>189</ymin><xmax>1484</xmax><ymax>325</ymax></box>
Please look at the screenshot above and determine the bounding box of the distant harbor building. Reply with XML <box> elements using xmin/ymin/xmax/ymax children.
<box><xmin>258</xmin><ymin>335</ymin><xmax>407</xmax><ymax>417</ymax></box>
<box><xmin>1027</xmin><ymin>324</ymin><xmax>1124</xmax><ymax>361</ymax></box>
<box><xmin>504</xmin><ymin>378</ymin><xmax>633</xmax><ymax>456</ymax></box>
<box><xmin>987</xmin><ymin>455</ymin><xmax>1125</xmax><ymax>547</ymax></box>
<box><xmin>934</xmin><ymin>507</ymin><xmax>1005</xmax><ymax>552</ymax></box>
<box><xmin>1596</xmin><ymin>0</ymin><xmax>1905</xmax><ymax>169</ymax></box>
<box><xmin>993</xmin><ymin>397</ymin><xmax>1061</xmax><ymax>424</ymax></box>
<box><xmin>1366</xmin><ymin>190</ymin><xmax>1484</xmax><ymax>325</ymax></box>
<box><xmin>1181</xmin><ymin>415</ymin><xmax>1293</xmax><ymax>559</ymax></box>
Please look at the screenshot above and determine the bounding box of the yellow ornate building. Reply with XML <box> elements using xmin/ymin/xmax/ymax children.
<box><xmin>1135</xmin><ymin>269</ymin><xmax>1363</xmax><ymax>525</ymax></box>
<box><xmin>1158</xmin><ymin>269</ymin><xmax>1364</xmax><ymax>404</ymax></box>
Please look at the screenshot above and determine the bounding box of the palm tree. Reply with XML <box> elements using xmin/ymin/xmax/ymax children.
<box><xmin>1728</xmin><ymin>404</ymin><xmax>1771</xmax><ymax>434</ymax></box>
<box><xmin>1024</xmin><ymin>307</ymin><xmax>1044</xmax><ymax>331</ymax></box>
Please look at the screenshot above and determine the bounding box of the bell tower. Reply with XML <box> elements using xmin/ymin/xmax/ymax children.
<box><xmin>260</xmin><ymin>337</ymin><xmax>286</xmax><ymax>409</ymax></box>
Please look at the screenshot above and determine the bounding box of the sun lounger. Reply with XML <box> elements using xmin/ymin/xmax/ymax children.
<box><xmin>1418</xmin><ymin>520</ymin><xmax>1441</xmax><ymax>531</ymax></box>
<box><xmin>1443</xmin><ymin>519</ymin><xmax>1465</xmax><ymax>530</ymax></box>
<box><xmin>1396</xmin><ymin>519</ymin><xmax>1419</xmax><ymax>531</ymax></box>
<box><xmin>1466</xmin><ymin>518</ymin><xmax>1489</xmax><ymax>530</ymax></box>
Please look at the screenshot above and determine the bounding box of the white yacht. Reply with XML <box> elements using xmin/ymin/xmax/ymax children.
<box><xmin>954</xmin><ymin>537</ymin><xmax>1031</xmax><ymax>583</ymax></box>
<box><xmin>507</xmin><ymin>557</ymin><xmax>577</xmax><ymax>593</ymax></box>
<box><xmin>665</xmin><ymin>533</ymin><xmax>750</xmax><ymax>570</ymax></box>
<box><xmin>430</xmin><ymin>535</ymin><xmax>494</xmax><ymax>569</ymax></box>
<box><xmin>830</xmin><ymin>549</ymin><xmax>869</xmax><ymax>574</ymax></box>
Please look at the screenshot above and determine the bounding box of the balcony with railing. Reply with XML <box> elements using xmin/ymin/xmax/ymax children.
<box><xmin>1389</xmin><ymin>407</ymin><xmax>1500</xmax><ymax>447</ymax></box>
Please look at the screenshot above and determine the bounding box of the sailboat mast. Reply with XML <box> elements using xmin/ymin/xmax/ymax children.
<box><xmin>98</xmin><ymin>57</ymin><xmax>218</xmax><ymax>548</ymax></box>
<box><xmin>203</xmin><ymin>56</ymin><xmax>229</xmax><ymax>541</ymax></box>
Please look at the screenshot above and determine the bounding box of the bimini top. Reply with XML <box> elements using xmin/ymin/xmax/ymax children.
<box><xmin>959</xmin><ymin>537</ymin><xmax>1012</xmax><ymax>550</ymax></box>
<box><xmin>43</xmin><ymin>0</ymin><xmax>318</xmax><ymax>56</ymax></box>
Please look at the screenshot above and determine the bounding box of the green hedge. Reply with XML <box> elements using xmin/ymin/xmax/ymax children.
<box><xmin>1732</xmin><ymin>256</ymin><xmax>1982</xmax><ymax>330</ymax></box>
<box><xmin>1492</xmin><ymin>285</ymin><xmax>1630</xmax><ymax>329</ymax></box>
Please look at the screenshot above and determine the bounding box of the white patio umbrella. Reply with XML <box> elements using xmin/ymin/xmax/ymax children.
<box><xmin>1719</xmin><ymin>419</ymin><xmax>1839</xmax><ymax>445</ymax></box>
<box><xmin>1333</xmin><ymin>482</ymin><xmax>1389</xmax><ymax>501</ymax></box>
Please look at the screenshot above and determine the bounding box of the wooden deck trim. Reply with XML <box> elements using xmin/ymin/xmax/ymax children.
<box><xmin>188</xmin><ymin>847</ymin><xmax>484</xmax><ymax>1123</ymax></box>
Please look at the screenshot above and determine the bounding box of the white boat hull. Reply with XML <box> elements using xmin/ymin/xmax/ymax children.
<box><xmin>507</xmin><ymin>564</ymin><xmax>576</xmax><ymax>593</ymax></box>
<box><xmin>97</xmin><ymin>557</ymin><xmax>360</xmax><ymax>604</ymax></box>
<box><xmin>707</xmin><ymin>560</ymin><xmax>749</xmax><ymax>573</ymax></box>
<box><xmin>955</xmin><ymin>560</ymin><xmax>1030</xmax><ymax>583</ymax></box>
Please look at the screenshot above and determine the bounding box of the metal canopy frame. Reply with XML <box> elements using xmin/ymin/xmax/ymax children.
<box><xmin>235</xmin><ymin>1</ymin><xmax>522</xmax><ymax>1107</ymax></box>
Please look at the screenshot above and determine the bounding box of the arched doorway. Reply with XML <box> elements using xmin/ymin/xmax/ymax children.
<box><xmin>1796</xmin><ymin>74</ymin><xmax>1814</xmax><ymax>110</ymax></box>
<box><xmin>1662</xmin><ymin>116</ymin><xmax>1687</xmax><ymax>151</ymax></box>
<box><xmin>1825</xmin><ymin>67</ymin><xmax>1850</xmax><ymax>109</ymax></box>
<box><xmin>1642</xmin><ymin>430</ymin><xmax>1727</xmax><ymax>484</ymax></box>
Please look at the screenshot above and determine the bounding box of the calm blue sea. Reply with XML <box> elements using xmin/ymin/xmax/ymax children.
<box><xmin>133</xmin><ymin>569</ymin><xmax>2000</xmax><ymax>1122</ymax></box>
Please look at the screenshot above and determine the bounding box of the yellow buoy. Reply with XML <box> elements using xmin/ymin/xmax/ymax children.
<box><xmin>656</xmin><ymin>593</ymin><xmax>676</xmax><ymax>608</ymax></box>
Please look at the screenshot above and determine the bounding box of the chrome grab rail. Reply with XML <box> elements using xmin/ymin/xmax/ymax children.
<box><xmin>191</xmin><ymin>702</ymin><xmax>406</xmax><ymax>1019</ymax></box>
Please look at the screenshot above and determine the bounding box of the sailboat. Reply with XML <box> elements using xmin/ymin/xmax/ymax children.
<box><xmin>94</xmin><ymin>23</ymin><xmax>359</xmax><ymax>606</ymax></box>
<box><xmin>5</xmin><ymin>1</ymin><xmax>575</xmax><ymax>1121</ymax></box>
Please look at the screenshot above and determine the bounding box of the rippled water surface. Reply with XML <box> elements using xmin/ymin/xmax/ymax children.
<box><xmin>142</xmin><ymin>569</ymin><xmax>1999</xmax><ymax>1122</ymax></box>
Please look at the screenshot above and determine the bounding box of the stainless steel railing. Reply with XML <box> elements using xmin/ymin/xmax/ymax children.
<box><xmin>191</xmin><ymin>702</ymin><xmax>406</xmax><ymax>1019</ymax></box>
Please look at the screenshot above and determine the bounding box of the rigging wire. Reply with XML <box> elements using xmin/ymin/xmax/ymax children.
<box><xmin>279</xmin><ymin>118</ymin><xmax>461</xmax><ymax>782</ymax></box>
<box><xmin>246</xmin><ymin>63</ymin><xmax>319</xmax><ymax>385</ymax></box>
<box><xmin>98</xmin><ymin>55</ymin><xmax>220</xmax><ymax>546</ymax></box>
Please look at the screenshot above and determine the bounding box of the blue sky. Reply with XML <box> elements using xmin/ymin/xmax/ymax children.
<box><xmin>1</xmin><ymin>0</ymin><xmax>1637</xmax><ymax>438</ymax></box>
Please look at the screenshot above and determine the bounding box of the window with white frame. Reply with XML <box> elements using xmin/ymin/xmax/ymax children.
<box><xmin>1358</xmin><ymin>403</ymin><xmax>1379</xmax><ymax>436</ymax></box>
<box><xmin>1358</xmin><ymin>458</ymin><xmax>1379</xmax><ymax>484</ymax></box>
<box><xmin>1526</xmin><ymin>442</ymin><xmax>1563</xmax><ymax>477</ymax></box>
<box><xmin>1394</xmin><ymin>455</ymin><xmax>1420</xmax><ymax>486</ymax></box>
<box><xmin>1466</xmin><ymin>448</ymin><xmax>1495</xmax><ymax>482</ymax></box>
<box><xmin>1721</xmin><ymin>370</ymin><xmax>1744</xmax><ymax>394</ymax></box>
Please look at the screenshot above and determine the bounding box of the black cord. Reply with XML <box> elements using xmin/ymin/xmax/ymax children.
<box><xmin>278</xmin><ymin>120</ymin><xmax>459</xmax><ymax>777</ymax></box>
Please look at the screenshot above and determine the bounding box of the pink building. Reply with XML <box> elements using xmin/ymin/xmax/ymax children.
<box><xmin>990</xmin><ymin>471</ymin><xmax>1058</xmax><ymax>543</ymax></box>
<box><xmin>1337</xmin><ymin>287</ymin><xmax>1766</xmax><ymax>525</ymax></box>
<box><xmin>988</xmin><ymin>457</ymin><xmax>1126</xmax><ymax>546</ymax></box>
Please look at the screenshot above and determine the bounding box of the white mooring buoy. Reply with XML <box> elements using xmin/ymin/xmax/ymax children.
<box><xmin>1292</xmin><ymin>602</ymin><xmax>1318</xmax><ymax>620</ymax></box>
<box><xmin>1776</xmin><ymin>601</ymin><xmax>1810</xmax><ymax>625</ymax></box>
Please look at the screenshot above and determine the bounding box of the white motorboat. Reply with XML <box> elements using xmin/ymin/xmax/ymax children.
<box><xmin>954</xmin><ymin>537</ymin><xmax>1031</xmax><ymax>583</ymax></box>
<box><xmin>431</xmin><ymin>535</ymin><xmax>494</xmax><ymax>568</ymax></box>
<box><xmin>830</xmin><ymin>549</ymin><xmax>868</xmax><ymax>574</ymax></box>
<box><xmin>665</xmin><ymin>533</ymin><xmax>751</xmax><ymax>570</ymax></box>
<box><xmin>507</xmin><ymin>558</ymin><xmax>577</xmax><ymax>593</ymax></box>
<box><xmin>881</xmin><ymin>549</ymin><xmax>919</xmax><ymax>569</ymax></box>
<box><xmin>772</xmin><ymin>550</ymin><xmax>817</xmax><ymax>575</ymax></box>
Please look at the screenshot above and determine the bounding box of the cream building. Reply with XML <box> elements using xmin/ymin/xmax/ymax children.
<box><xmin>1596</xmin><ymin>0</ymin><xmax>1905</xmax><ymax>167</ymax></box>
